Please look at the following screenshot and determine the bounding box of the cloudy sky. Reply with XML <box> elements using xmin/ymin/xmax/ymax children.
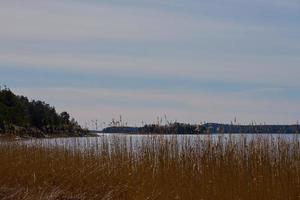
<box><xmin>1</xmin><ymin>0</ymin><xmax>300</xmax><ymax>127</ymax></box>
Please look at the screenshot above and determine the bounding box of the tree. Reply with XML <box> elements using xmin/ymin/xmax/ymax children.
<box><xmin>60</xmin><ymin>112</ymin><xmax>70</xmax><ymax>124</ymax></box>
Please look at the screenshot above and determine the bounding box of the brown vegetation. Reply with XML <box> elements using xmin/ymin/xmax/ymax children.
<box><xmin>0</xmin><ymin>135</ymin><xmax>299</xmax><ymax>200</ymax></box>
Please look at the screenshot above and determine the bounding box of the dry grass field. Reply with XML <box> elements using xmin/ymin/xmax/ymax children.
<box><xmin>0</xmin><ymin>135</ymin><xmax>299</xmax><ymax>200</ymax></box>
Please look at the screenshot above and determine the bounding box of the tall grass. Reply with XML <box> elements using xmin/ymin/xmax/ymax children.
<box><xmin>0</xmin><ymin>135</ymin><xmax>299</xmax><ymax>199</ymax></box>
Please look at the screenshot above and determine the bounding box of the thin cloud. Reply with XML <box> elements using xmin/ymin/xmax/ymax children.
<box><xmin>0</xmin><ymin>0</ymin><xmax>249</xmax><ymax>42</ymax></box>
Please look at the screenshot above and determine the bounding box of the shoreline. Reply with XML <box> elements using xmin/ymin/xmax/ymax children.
<box><xmin>0</xmin><ymin>132</ymin><xmax>98</xmax><ymax>141</ymax></box>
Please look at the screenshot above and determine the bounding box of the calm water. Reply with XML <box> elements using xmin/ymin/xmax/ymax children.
<box><xmin>16</xmin><ymin>133</ymin><xmax>300</xmax><ymax>152</ymax></box>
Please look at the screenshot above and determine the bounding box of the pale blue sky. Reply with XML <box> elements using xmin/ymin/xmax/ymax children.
<box><xmin>1</xmin><ymin>0</ymin><xmax>300</xmax><ymax>127</ymax></box>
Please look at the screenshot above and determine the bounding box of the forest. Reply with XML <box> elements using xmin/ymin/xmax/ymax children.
<box><xmin>0</xmin><ymin>86</ymin><xmax>86</xmax><ymax>137</ymax></box>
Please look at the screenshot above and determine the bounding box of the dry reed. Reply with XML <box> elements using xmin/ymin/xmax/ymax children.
<box><xmin>0</xmin><ymin>135</ymin><xmax>299</xmax><ymax>200</ymax></box>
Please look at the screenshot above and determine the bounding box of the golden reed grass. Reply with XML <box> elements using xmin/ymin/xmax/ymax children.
<box><xmin>0</xmin><ymin>135</ymin><xmax>299</xmax><ymax>200</ymax></box>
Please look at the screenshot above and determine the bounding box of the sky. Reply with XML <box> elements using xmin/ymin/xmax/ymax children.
<box><xmin>0</xmin><ymin>0</ymin><xmax>300</xmax><ymax>128</ymax></box>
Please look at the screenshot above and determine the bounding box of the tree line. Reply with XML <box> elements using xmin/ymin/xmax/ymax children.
<box><xmin>0</xmin><ymin>86</ymin><xmax>86</xmax><ymax>137</ymax></box>
<box><xmin>102</xmin><ymin>123</ymin><xmax>207</xmax><ymax>134</ymax></box>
